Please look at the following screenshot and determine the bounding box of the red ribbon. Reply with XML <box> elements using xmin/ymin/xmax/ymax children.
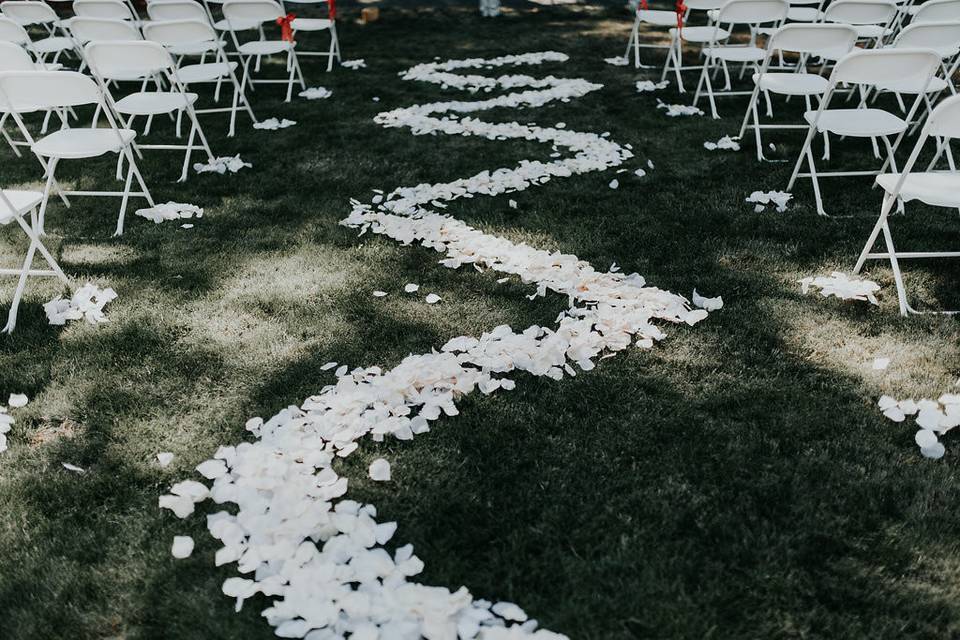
<box><xmin>328</xmin><ymin>0</ymin><xmax>336</xmax><ymax>20</ymax></box>
<box><xmin>640</xmin><ymin>0</ymin><xmax>649</xmax><ymax>10</ymax></box>
<box><xmin>675</xmin><ymin>0</ymin><xmax>686</xmax><ymax>32</ymax></box>
<box><xmin>277</xmin><ymin>13</ymin><xmax>296</xmax><ymax>42</ymax></box>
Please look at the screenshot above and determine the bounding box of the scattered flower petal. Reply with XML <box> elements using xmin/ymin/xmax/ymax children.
<box><xmin>171</xmin><ymin>535</ymin><xmax>195</xmax><ymax>559</ymax></box>
<box><xmin>369</xmin><ymin>458</ymin><xmax>391</xmax><ymax>481</ymax></box>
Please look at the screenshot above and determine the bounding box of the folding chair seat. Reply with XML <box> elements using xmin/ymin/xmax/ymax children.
<box><xmin>786</xmin><ymin>48</ymin><xmax>941</xmax><ymax>216</ymax></box>
<box><xmin>223</xmin><ymin>0</ymin><xmax>305</xmax><ymax>102</ymax></box>
<box><xmin>0</xmin><ymin>188</ymin><xmax>70</xmax><ymax>333</ymax></box>
<box><xmin>854</xmin><ymin>94</ymin><xmax>960</xmax><ymax>315</ymax></box>
<box><xmin>0</xmin><ymin>70</ymin><xmax>155</xmax><ymax>236</ymax></box>
<box><xmin>281</xmin><ymin>0</ymin><xmax>341</xmax><ymax>71</ymax></box>
<box><xmin>737</xmin><ymin>24</ymin><xmax>859</xmax><ymax>160</ymax></box>
<box><xmin>143</xmin><ymin>18</ymin><xmax>258</xmax><ymax>135</ymax></box>
<box><xmin>692</xmin><ymin>0</ymin><xmax>789</xmax><ymax>118</ymax></box>
<box><xmin>85</xmin><ymin>40</ymin><xmax>217</xmax><ymax>182</ymax></box>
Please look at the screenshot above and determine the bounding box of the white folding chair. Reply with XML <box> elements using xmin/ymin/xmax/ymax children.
<box><xmin>222</xmin><ymin>0</ymin><xmax>305</xmax><ymax>102</ymax></box>
<box><xmin>0</xmin><ymin>42</ymin><xmax>73</xmax><ymax>209</ymax></box>
<box><xmin>0</xmin><ymin>1</ymin><xmax>75</xmax><ymax>63</ymax></box>
<box><xmin>0</xmin><ymin>70</ymin><xmax>155</xmax><ymax>236</ymax></box>
<box><xmin>281</xmin><ymin>0</ymin><xmax>340</xmax><ymax>71</ymax></box>
<box><xmin>822</xmin><ymin>0</ymin><xmax>898</xmax><ymax>46</ymax></box>
<box><xmin>68</xmin><ymin>16</ymin><xmax>144</xmax><ymax>73</ymax></box>
<box><xmin>625</xmin><ymin>3</ymin><xmax>682</xmax><ymax>69</ymax></box>
<box><xmin>85</xmin><ymin>40</ymin><xmax>217</xmax><ymax>182</ymax></box>
<box><xmin>854</xmin><ymin>94</ymin><xmax>960</xmax><ymax>315</ymax></box>
<box><xmin>201</xmin><ymin>0</ymin><xmax>260</xmax><ymax>43</ymax></box>
<box><xmin>0</xmin><ymin>189</ymin><xmax>71</xmax><ymax>333</ymax></box>
<box><xmin>143</xmin><ymin>18</ymin><xmax>258</xmax><ymax>135</ymax></box>
<box><xmin>660</xmin><ymin>0</ymin><xmax>728</xmax><ymax>93</ymax></box>
<box><xmin>872</xmin><ymin>22</ymin><xmax>960</xmax><ymax>117</ymax></box>
<box><xmin>737</xmin><ymin>23</ymin><xmax>859</xmax><ymax>160</ymax></box>
<box><xmin>692</xmin><ymin>0</ymin><xmax>789</xmax><ymax>118</ymax></box>
<box><xmin>0</xmin><ymin>40</ymin><xmax>47</xmax><ymax>157</ymax></box>
<box><xmin>72</xmin><ymin>0</ymin><xmax>139</xmax><ymax>22</ymax></box>
<box><xmin>910</xmin><ymin>0</ymin><xmax>960</xmax><ymax>22</ymax></box>
<box><xmin>786</xmin><ymin>48</ymin><xmax>942</xmax><ymax>216</ymax></box>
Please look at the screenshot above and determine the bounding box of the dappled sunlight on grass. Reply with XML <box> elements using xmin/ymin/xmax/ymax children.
<box><xmin>1</xmin><ymin>3</ymin><xmax>960</xmax><ymax>639</ymax></box>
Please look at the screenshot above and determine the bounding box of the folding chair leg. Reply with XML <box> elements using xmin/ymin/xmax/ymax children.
<box><xmin>116</xmin><ymin>162</ymin><xmax>135</xmax><ymax>237</ymax></box>
<box><xmin>881</xmin><ymin>218</ymin><xmax>910</xmax><ymax>316</ymax></box>
<box><xmin>35</xmin><ymin>157</ymin><xmax>60</xmax><ymax>235</ymax></box>
<box><xmin>854</xmin><ymin>193</ymin><xmax>895</xmax><ymax>275</ymax></box>
<box><xmin>3</xmin><ymin>240</ymin><xmax>37</xmax><ymax>334</ymax></box>
<box><xmin>179</xmin><ymin>121</ymin><xmax>198</xmax><ymax>183</ymax></box>
<box><xmin>327</xmin><ymin>29</ymin><xmax>338</xmax><ymax>72</ymax></box>
<box><xmin>750</xmin><ymin>100</ymin><xmax>765</xmax><ymax>161</ymax></box>
<box><xmin>703</xmin><ymin>60</ymin><xmax>719</xmax><ymax>119</ymax></box>
<box><xmin>806</xmin><ymin>145</ymin><xmax>826</xmax><ymax>216</ymax></box>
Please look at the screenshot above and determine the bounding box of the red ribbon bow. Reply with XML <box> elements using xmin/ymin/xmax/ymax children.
<box><xmin>328</xmin><ymin>0</ymin><xmax>336</xmax><ymax>20</ymax></box>
<box><xmin>277</xmin><ymin>12</ymin><xmax>296</xmax><ymax>42</ymax></box>
<box><xmin>675</xmin><ymin>0</ymin><xmax>686</xmax><ymax>31</ymax></box>
<box><xmin>640</xmin><ymin>0</ymin><xmax>649</xmax><ymax>10</ymax></box>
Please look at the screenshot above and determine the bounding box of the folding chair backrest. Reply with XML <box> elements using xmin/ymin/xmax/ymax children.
<box><xmin>768</xmin><ymin>23</ymin><xmax>859</xmax><ymax>55</ymax></box>
<box><xmin>0</xmin><ymin>70</ymin><xmax>104</xmax><ymax>111</ymax></box>
<box><xmin>925</xmin><ymin>93</ymin><xmax>960</xmax><ymax>139</ymax></box>
<box><xmin>716</xmin><ymin>0</ymin><xmax>789</xmax><ymax>24</ymax></box>
<box><xmin>146</xmin><ymin>1</ymin><xmax>210</xmax><ymax>22</ymax></box>
<box><xmin>0</xmin><ymin>17</ymin><xmax>30</xmax><ymax>44</ymax></box>
<box><xmin>894</xmin><ymin>22</ymin><xmax>960</xmax><ymax>58</ymax></box>
<box><xmin>85</xmin><ymin>40</ymin><xmax>174</xmax><ymax>80</ymax></box>
<box><xmin>222</xmin><ymin>0</ymin><xmax>284</xmax><ymax>24</ymax></box>
<box><xmin>831</xmin><ymin>48</ymin><xmax>940</xmax><ymax>87</ymax></box>
<box><xmin>0</xmin><ymin>41</ymin><xmax>38</xmax><ymax>71</ymax></box>
<box><xmin>912</xmin><ymin>0</ymin><xmax>960</xmax><ymax>22</ymax></box>
<box><xmin>823</xmin><ymin>0</ymin><xmax>897</xmax><ymax>23</ymax></box>
<box><xmin>70</xmin><ymin>17</ymin><xmax>143</xmax><ymax>43</ymax></box>
<box><xmin>142</xmin><ymin>18</ymin><xmax>217</xmax><ymax>46</ymax></box>
<box><xmin>0</xmin><ymin>1</ymin><xmax>59</xmax><ymax>26</ymax></box>
<box><xmin>73</xmin><ymin>0</ymin><xmax>138</xmax><ymax>21</ymax></box>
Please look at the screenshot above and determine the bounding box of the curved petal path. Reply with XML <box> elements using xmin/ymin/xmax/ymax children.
<box><xmin>163</xmin><ymin>51</ymin><xmax>712</xmax><ymax>639</ymax></box>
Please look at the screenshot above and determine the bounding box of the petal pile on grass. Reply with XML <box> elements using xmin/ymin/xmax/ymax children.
<box><xmin>45</xmin><ymin>283</ymin><xmax>117</xmax><ymax>326</ymax></box>
<box><xmin>878</xmin><ymin>394</ymin><xmax>960</xmax><ymax>459</ymax></box>
<box><xmin>299</xmin><ymin>86</ymin><xmax>333</xmax><ymax>100</ymax></box>
<box><xmin>636</xmin><ymin>79</ymin><xmax>669</xmax><ymax>93</ymax></box>
<box><xmin>656</xmin><ymin>99</ymin><xmax>703</xmax><ymax>117</ymax></box>
<box><xmin>253</xmin><ymin>118</ymin><xmax>297</xmax><ymax>131</ymax></box>
<box><xmin>704</xmin><ymin>136</ymin><xmax>740</xmax><ymax>151</ymax></box>
<box><xmin>193</xmin><ymin>155</ymin><xmax>252</xmax><ymax>175</ymax></box>
<box><xmin>135</xmin><ymin>202</ymin><xmax>203</xmax><ymax>224</ymax></box>
<box><xmin>746</xmin><ymin>190</ymin><xmax>791</xmax><ymax>212</ymax></box>
<box><xmin>799</xmin><ymin>272</ymin><xmax>880</xmax><ymax>305</ymax></box>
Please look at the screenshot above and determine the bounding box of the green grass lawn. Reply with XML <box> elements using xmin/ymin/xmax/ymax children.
<box><xmin>3</xmin><ymin>4</ymin><xmax>960</xmax><ymax>639</ymax></box>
